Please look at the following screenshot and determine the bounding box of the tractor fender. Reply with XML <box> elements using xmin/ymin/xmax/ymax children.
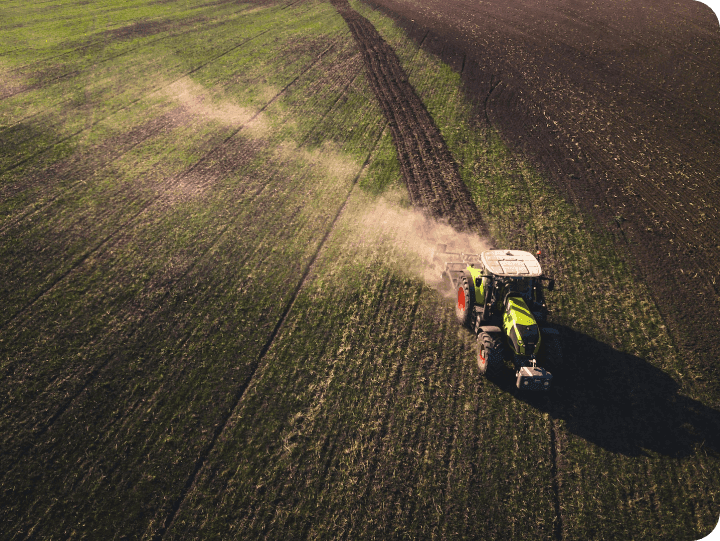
<box><xmin>478</xmin><ymin>325</ymin><xmax>502</xmax><ymax>334</ymax></box>
<box><xmin>462</xmin><ymin>269</ymin><xmax>477</xmax><ymax>307</ymax></box>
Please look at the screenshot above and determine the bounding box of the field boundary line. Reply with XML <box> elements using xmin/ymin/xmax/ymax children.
<box><xmin>0</xmin><ymin>45</ymin><xmax>334</xmax><ymax>335</ymax></box>
<box><xmin>153</xmin><ymin>121</ymin><xmax>388</xmax><ymax>541</ymax></box>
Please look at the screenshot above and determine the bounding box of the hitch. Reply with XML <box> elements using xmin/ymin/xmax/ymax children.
<box><xmin>516</xmin><ymin>365</ymin><xmax>552</xmax><ymax>391</ymax></box>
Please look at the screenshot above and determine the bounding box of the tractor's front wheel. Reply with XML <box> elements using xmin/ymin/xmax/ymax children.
<box><xmin>477</xmin><ymin>331</ymin><xmax>503</xmax><ymax>376</ymax></box>
<box><xmin>456</xmin><ymin>277</ymin><xmax>472</xmax><ymax>326</ymax></box>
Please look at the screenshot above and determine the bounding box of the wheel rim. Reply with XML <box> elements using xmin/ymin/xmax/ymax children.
<box><xmin>479</xmin><ymin>344</ymin><xmax>487</xmax><ymax>367</ymax></box>
<box><xmin>457</xmin><ymin>286</ymin><xmax>466</xmax><ymax>311</ymax></box>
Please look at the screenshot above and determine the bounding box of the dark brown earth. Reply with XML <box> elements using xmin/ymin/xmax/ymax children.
<box><xmin>358</xmin><ymin>0</ymin><xmax>720</xmax><ymax>389</ymax></box>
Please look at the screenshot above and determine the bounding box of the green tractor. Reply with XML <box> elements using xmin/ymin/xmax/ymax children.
<box><xmin>436</xmin><ymin>247</ymin><xmax>561</xmax><ymax>391</ymax></box>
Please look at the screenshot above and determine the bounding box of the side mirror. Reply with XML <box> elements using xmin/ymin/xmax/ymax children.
<box><xmin>547</xmin><ymin>279</ymin><xmax>555</xmax><ymax>292</ymax></box>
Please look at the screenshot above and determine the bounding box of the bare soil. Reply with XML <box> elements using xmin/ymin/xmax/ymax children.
<box><xmin>358</xmin><ymin>0</ymin><xmax>720</xmax><ymax>385</ymax></box>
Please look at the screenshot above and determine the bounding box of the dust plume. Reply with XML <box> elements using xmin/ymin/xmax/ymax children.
<box><xmin>349</xmin><ymin>191</ymin><xmax>490</xmax><ymax>295</ymax></box>
<box><xmin>161</xmin><ymin>78</ymin><xmax>270</xmax><ymax>136</ymax></box>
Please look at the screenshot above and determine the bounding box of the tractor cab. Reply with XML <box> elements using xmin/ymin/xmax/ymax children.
<box><xmin>477</xmin><ymin>250</ymin><xmax>550</xmax><ymax>326</ymax></box>
<box><xmin>436</xmin><ymin>247</ymin><xmax>560</xmax><ymax>391</ymax></box>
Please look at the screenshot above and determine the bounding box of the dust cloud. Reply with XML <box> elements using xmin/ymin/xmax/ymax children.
<box><xmin>349</xmin><ymin>191</ymin><xmax>490</xmax><ymax>295</ymax></box>
<box><xmin>161</xmin><ymin>78</ymin><xmax>269</xmax><ymax>136</ymax></box>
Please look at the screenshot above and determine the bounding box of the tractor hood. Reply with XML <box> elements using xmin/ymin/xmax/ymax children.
<box><xmin>502</xmin><ymin>296</ymin><xmax>541</xmax><ymax>356</ymax></box>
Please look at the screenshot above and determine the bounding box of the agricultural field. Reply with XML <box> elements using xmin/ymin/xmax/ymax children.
<box><xmin>0</xmin><ymin>0</ymin><xmax>718</xmax><ymax>540</ymax></box>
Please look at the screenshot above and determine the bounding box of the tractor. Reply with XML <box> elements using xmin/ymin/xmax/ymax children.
<box><xmin>436</xmin><ymin>247</ymin><xmax>561</xmax><ymax>391</ymax></box>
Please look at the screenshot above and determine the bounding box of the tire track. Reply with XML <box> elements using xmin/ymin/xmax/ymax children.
<box><xmin>330</xmin><ymin>0</ymin><xmax>486</xmax><ymax>235</ymax></box>
<box><xmin>549</xmin><ymin>418</ymin><xmax>564</xmax><ymax>541</ymax></box>
<box><xmin>153</xmin><ymin>121</ymin><xmax>388</xmax><ymax>541</ymax></box>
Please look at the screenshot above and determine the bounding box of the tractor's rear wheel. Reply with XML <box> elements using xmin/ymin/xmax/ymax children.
<box><xmin>456</xmin><ymin>277</ymin><xmax>472</xmax><ymax>326</ymax></box>
<box><xmin>477</xmin><ymin>331</ymin><xmax>503</xmax><ymax>376</ymax></box>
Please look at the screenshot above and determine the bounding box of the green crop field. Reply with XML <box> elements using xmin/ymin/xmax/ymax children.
<box><xmin>1</xmin><ymin>0</ymin><xmax>718</xmax><ymax>539</ymax></box>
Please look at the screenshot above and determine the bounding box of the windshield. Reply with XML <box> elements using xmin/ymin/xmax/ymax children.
<box><xmin>510</xmin><ymin>277</ymin><xmax>532</xmax><ymax>294</ymax></box>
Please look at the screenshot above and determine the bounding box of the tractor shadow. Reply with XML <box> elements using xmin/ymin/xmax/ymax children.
<box><xmin>489</xmin><ymin>324</ymin><xmax>720</xmax><ymax>457</ymax></box>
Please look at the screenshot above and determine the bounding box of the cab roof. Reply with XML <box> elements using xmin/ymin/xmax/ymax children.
<box><xmin>480</xmin><ymin>250</ymin><xmax>542</xmax><ymax>277</ymax></box>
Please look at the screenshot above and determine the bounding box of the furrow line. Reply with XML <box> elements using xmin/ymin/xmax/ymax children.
<box><xmin>153</xmin><ymin>121</ymin><xmax>388</xmax><ymax>541</ymax></box>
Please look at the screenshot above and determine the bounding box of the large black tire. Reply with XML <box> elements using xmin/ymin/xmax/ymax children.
<box><xmin>477</xmin><ymin>331</ymin><xmax>503</xmax><ymax>376</ymax></box>
<box><xmin>455</xmin><ymin>276</ymin><xmax>473</xmax><ymax>326</ymax></box>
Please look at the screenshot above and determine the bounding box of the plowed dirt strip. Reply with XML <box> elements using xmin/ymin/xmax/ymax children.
<box><xmin>329</xmin><ymin>0</ymin><xmax>484</xmax><ymax>234</ymax></box>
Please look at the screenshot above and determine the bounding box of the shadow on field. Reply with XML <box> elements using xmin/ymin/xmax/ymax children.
<box><xmin>491</xmin><ymin>325</ymin><xmax>720</xmax><ymax>458</ymax></box>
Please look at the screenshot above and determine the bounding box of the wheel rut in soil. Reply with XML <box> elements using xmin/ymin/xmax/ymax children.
<box><xmin>330</xmin><ymin>0</ymin><xmax>486</xmax><ymax>235</ymax></box>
